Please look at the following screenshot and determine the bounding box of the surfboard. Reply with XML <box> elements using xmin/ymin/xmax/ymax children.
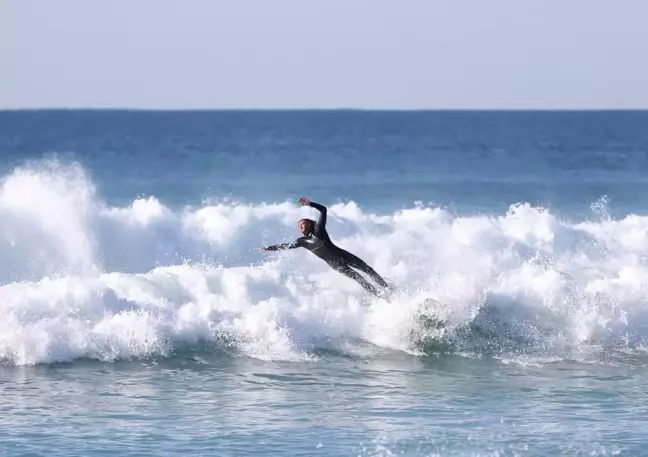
<box><xmin>415</xmin><ymin>298</ymin><xmax>446</xmax><ymax>330</ymax></box>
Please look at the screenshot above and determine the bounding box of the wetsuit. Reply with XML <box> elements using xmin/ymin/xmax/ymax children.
<box><xmin>263</xmin><ymin>201</ymin><xmax>390</xmax><ymax>296</ymax></box>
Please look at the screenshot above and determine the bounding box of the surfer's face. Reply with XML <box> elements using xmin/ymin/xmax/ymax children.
<box><xmin>298</xmin><ymin>219</ymin><xmax>312</xmax><ymax>235</ymax></box>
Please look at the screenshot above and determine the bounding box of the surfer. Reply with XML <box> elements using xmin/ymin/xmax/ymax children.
<box><xmin>257</xmin><ymin>196</ymin><xmax>392</xmax><ymax>297</ymax></box>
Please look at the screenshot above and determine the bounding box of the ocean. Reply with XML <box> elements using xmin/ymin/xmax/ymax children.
<box><xmin>0</xmin><ymin>109</ymin><xmax>647</xmax><ymax>456</ymax></box>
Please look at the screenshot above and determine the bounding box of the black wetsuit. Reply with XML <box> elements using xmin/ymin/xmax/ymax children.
<box><xmin>263</xmin><ymin>201</ymin><xmax>390</xmax><ymax>296</ymax></box>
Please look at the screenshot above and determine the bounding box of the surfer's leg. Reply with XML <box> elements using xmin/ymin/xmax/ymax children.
<box><xmin>334</xmin><ymin>264</ymin><xmax>379</xmax><ymax>296</ymax></box>
<box><xmin>344</xmin><ymin>253</ymin><xmax>390</xmax><ymax>289</ymax></box>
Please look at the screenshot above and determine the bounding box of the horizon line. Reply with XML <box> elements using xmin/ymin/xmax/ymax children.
<box><xmin>2</xmin><ymin>107</ymin><xmax>648</xmax><ymax>113</ymax></box>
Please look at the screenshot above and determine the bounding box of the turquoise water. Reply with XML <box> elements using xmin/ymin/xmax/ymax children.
<box><xmin>1</xmin><ymin>110</ymin><xmax>648</xmax><ymax>456</ymax></box>
<box><xmin>2</xmin><ymin>356</ymin><xmax>646</xmax><ymax>456</ymax></box>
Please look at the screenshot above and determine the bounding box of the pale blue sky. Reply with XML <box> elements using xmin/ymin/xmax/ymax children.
<box><xmin>2</xmin><ymin>0</ymin><xmax>647</xmax><ymax>109</ymax></box>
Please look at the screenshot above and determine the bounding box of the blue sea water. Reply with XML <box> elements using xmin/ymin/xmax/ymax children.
<box><xmin>1</xmin><ymin>110</ymin><xmax>648</xmax><ymax>456</ymax></box>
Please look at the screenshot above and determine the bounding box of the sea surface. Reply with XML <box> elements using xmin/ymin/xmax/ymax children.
<box><xmin>0</xmin><ymin>110</ymin><xmax>648</xmax><ymax>456</ymax></box>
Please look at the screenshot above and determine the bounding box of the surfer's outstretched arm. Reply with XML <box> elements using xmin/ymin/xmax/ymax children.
<box><xmin>259</xmin><ymin>238</ymin><xmax>304</xmax><ymax>251</ymax></box>
<box><xmin>300</xmin><ymin>196</ymin><xmax>327</xmax><ymax>231</ymax></box>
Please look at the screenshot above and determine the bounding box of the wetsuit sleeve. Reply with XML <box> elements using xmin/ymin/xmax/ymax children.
<box><xmin>308</xmin><ymin>201</ymin><xmax>327</xmax><ymax>232</ymax></box>
<box><xmin>263</xmin><ymin>238</ymin><xmax>304</xmax><ymax>251</ymax></box>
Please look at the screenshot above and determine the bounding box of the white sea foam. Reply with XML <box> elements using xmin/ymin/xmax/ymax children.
<box><xmin>0</xmin><ymin>160</ymin><xmax>646</xmax><ymax>365</ymax></box>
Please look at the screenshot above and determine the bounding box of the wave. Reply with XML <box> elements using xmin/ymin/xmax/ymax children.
<box><xmin>1</xmin><ymin>159</ymin><xmax>647</xmax><ymax>366</ymax></box>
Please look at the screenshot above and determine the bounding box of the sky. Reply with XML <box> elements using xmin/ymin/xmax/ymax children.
<box><xmin>2</xmin><ymin>0</ymin><xmax>647</xmax><ymax>109</ymax></box>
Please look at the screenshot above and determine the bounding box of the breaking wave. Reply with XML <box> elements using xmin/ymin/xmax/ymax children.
<box><xmin>1</xmin><ymin>159</ymin><xmax>647</xmax><ymax>366</ymax></box>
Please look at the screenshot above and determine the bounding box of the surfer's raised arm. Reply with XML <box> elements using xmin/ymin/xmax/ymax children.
<box><xmin>299</xmin><ymin>196</ymin><xmax>327</xmax><ymax>232</ymax></box>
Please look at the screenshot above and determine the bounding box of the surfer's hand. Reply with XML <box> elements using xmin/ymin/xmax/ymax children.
<box><xmin>299</xmin><ymin>196</ymin><xmax>310</xmax><ymax>206</ymax></box>
<box><xmin>254</xmin><ymin>247</ymin><xmax>266</xmax><ymax>252</ymax></box>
